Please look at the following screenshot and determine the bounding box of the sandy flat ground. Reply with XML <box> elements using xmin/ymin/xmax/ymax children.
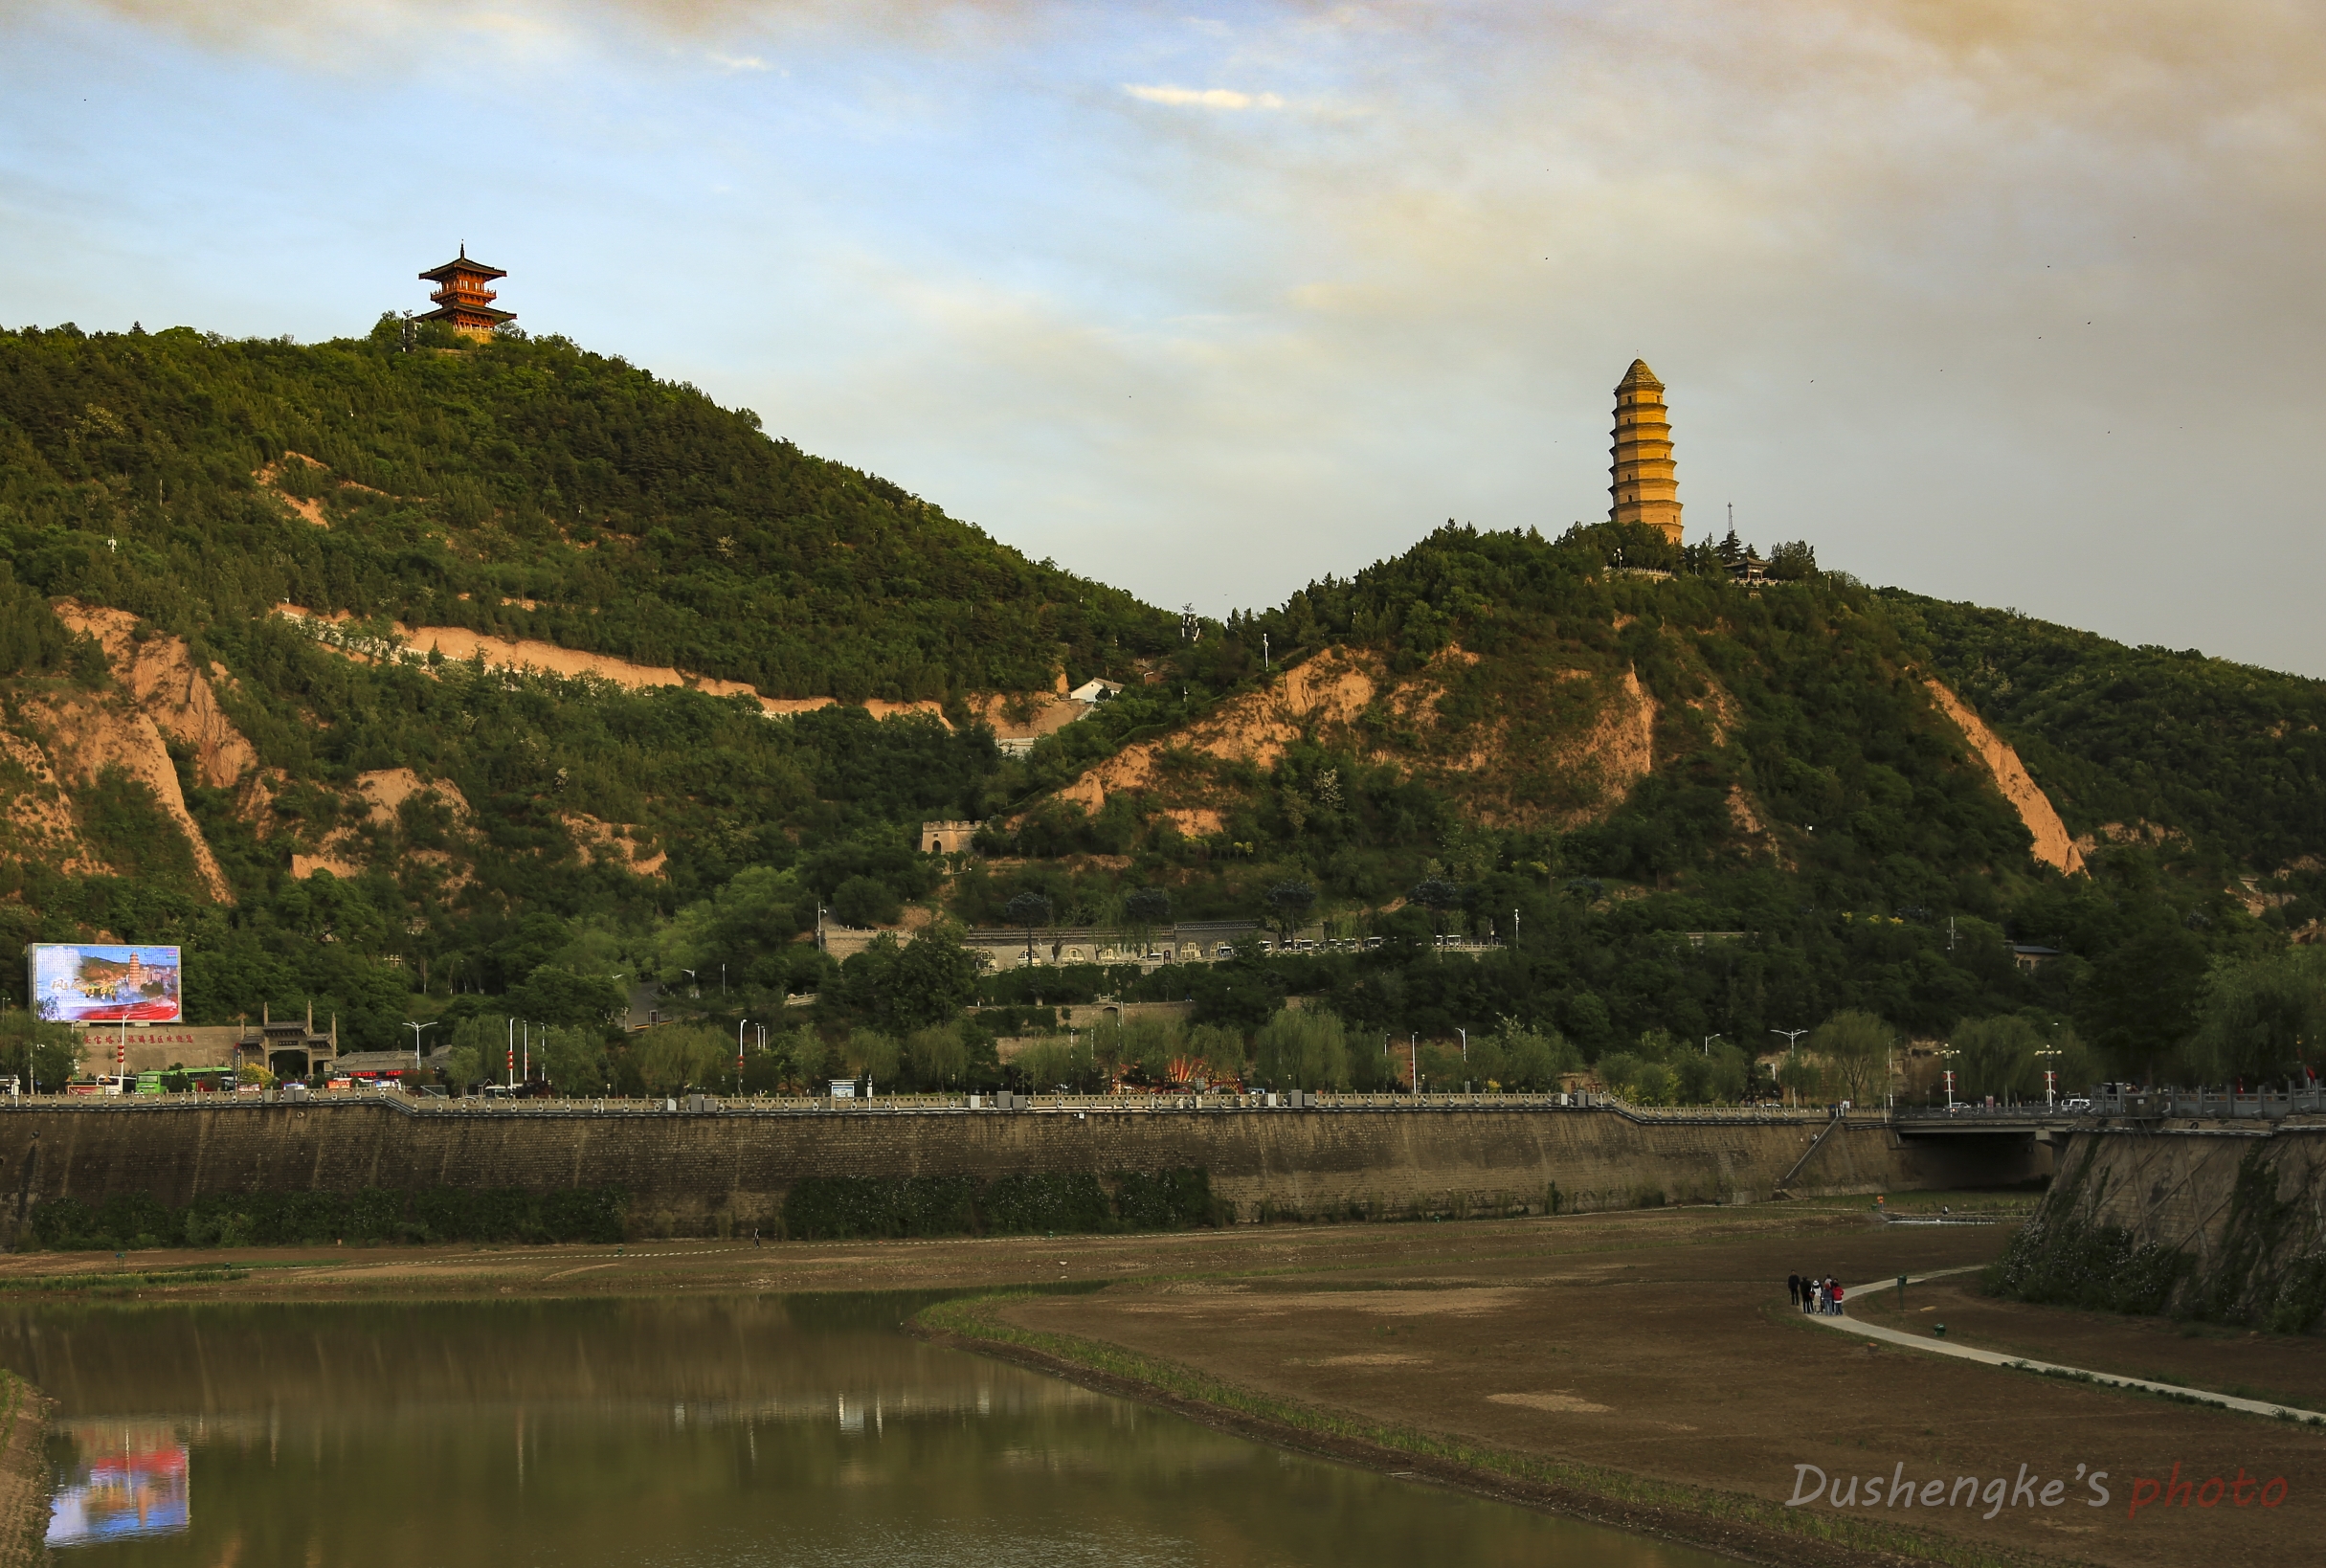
<box><xmin>986</xmin><ymin>1209</ymin><xmax>2316</xmax><ymax>1568</ymax></box>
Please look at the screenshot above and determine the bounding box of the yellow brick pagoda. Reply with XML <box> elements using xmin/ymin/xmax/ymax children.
<box><xmin>1609</xmin><ymin>358</ymin><xmax>1682</xmax><ymax>544</ymax></box>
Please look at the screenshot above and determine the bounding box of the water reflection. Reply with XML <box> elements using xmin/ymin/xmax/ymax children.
<box><xmin>0</xmin><ymin>1296</ymin><xmax>1720</xmax><ymax>1568</ymax></box>
<box><xmin>46</xmin><ymin>1423</ymin><xmax>188</xmax><ymax>1546</ymax></box>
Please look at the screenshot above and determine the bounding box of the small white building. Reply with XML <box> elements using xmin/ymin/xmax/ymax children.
<box><xmin>1065</xmin><ymin>678</ymin><xmax>1124</xmax><ymax>705</ymax></box>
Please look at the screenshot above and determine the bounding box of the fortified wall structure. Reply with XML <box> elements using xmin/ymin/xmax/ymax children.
<box><xmin>0</xmin><ymin>1099</ymin><xmax>2047</xmax><ymax>1241</ymax></box>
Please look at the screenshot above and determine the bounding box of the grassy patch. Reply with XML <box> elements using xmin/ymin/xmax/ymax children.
<box><xmin>0</xmin><ymin>1266</ymin><xmax>250</xmax><ymax>1295</ymax></box>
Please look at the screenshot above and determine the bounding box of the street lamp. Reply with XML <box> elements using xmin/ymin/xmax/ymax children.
<box><xmin>1938</xmin><ymin>1044</ymin><xmax>1959</xmax><ymax>1109</ymax></box>
<box><xmin>2036</xmin><ymin>1042</ymin><xmax>2063</xmax><ymax>1108</ymax></box>
<box><xmin>1771</xmin><ymin>1028</ymin><xmax>1808</xmax><ymax>1107</ymax></box>
<box><xmin>404</xmin><ymin>1019</ymin><xmax>436</xmax><ymax>1081</ymax></box>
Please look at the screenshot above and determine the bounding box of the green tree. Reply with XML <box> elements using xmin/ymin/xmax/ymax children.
<box><xmin>1002</xmin><ymin>891</ymin><xmax>1052</xmax><ymax>966</ymax></box>
<box><xmin>906</xmin><ymin>1023</ymin><xmax>968</xmax><ymax>1089</ymax></box>
<box><xmin>845</xmin><ymin>1025</ymin><xmax>900</xmax><ymax>1087</ymax></box>
<box><xmin>1252</xmin><ymin>1006</ymin><xmax>1348</xmax><ymax>1090</ymax></box>
<box><xmin>536</xmin><ymin>1024</ymin><xmax>611</xmax><ymax>1093</ymax></box>
<box><xmin>2077</xmin><ymin>925</ymin><xmax>2207</xmax><ymax>1078</ymax></box>
<box><xmin>1950</xmin><ymin>1014</ymin><xmax>2042</xmax><ymax>1102</ymax></box>
<box><xmin>1124</xmin><ymin>886</ymin><xmax>1171</xmax><ymax>955</ymax></box>
<box><xmin>831</xmin><ymin>874</ymin><xmax>902</xmax><ymax>928</ymax></box>
<box><xmin>1409</xmin><ymin>877</ymin><xmax>1462</xmax><ymax>952</ymax></box>
<box><xmin>1492</xmin><ymin>1022</ymin><xmax>1578</xmax><ymax>1091</ymax></box>
<box><xmin>1807</xmin><ymin>1010</ymin><xmax>1891</xmax><ymax>1106</ymax></box>
<box><xmin>1776</xmin><ymin>1046</ymin><xmax>1825</xmax><ymax>1104</ymax></box>
<box><xmin>1263</xmin><ymin>881</ymin><xmax>1317</xmax><ymax>944</ymax></box>
<box><xmin>632</xmin><ymin>1024</ymin><xmax>729</xmax><ymax>1094</ymax></box>
<box><xmin>510</xmin><ymin>966</ymin><xmax>627</xmax><ymax>1029</ymax></box>
<box><xmin>0</xmin><ymin>1010</ymin><xmax>78</xmax><ymax>1092</ymax></box>
<box><xmin>1190</xmin><ymin>1021</ymin><xmax>1245</xmax><ymax>1084</ymax></box>
<box><xmin>2189</xmin><ymin>947</ymin><xmax>2326</xmax><ymax>1086</ymax></box>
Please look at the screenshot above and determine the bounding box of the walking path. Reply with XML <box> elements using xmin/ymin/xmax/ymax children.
<box><xmin>1801</xmin><ymin>1267</ymin><xmax>2326</xmax><ymax>1425</ymax></box>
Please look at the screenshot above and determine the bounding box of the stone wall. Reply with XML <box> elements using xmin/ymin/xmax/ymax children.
<box><xmin>2010</xmin><ymin>1123</ymin><xmax>2326</xmax><ymax>1328</ymax></box>
<box><xmin>0</xmin><ymin>1101</ymin><xmax>2048</xmax><ymax>1241</ymax></box>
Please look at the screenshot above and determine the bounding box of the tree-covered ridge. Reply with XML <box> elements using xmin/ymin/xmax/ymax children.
<box><xmin>0</xmin><ymin>318</ymin><xmax>1173</xmax><ymax>700</ymax></box>
<box><xmin>1893</xmin><ymin>593</ymin><xmax>2326</xmax><ymax>883</ymax></box>
<box><xmin>1010</xmin><ymin>524</ymin><xmax>2035</xmax><ymax>913</ymax></box>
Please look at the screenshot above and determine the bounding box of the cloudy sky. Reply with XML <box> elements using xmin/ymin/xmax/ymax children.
<box><xmin>4</xmin><ymin>1</ymin><xmax>2322</xmax><ymax>674</ymax></box>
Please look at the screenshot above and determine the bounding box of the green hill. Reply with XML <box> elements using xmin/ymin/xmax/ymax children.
<box><xmin>0</xmin><ymin>318</ymin><xmax>2315</xmax><ymax>1098</ymax></box>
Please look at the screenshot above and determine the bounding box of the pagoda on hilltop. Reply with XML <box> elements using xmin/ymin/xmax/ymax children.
<box><xmin>417</xmin><ymin>246</ymin><xmax>514</xmax><ymax>340</ymax></box>
<box><xmin>1609</xmin><ymin>359</ymin><xmax>1683</xmax><ymax>544</ymax></box>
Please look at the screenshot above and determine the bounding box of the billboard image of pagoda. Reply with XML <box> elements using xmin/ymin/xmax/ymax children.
<box><xmin>28</xmin><ymin>944</ymin><xmax>183</xmax><ymax>1023</ymax></box>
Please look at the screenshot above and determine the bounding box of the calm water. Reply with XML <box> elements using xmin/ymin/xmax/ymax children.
<box><xmin>0</xmin><ymin>1295</ymin><xmax>1720</xmax><ymax>1568</ymax></box>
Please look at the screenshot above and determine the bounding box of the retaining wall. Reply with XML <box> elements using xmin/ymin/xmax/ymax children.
<box><xmin>2017</xmin><ymin>1121</ymin><xmax>2326</xmax><ymax>1326</ymax></box>
<box><xmin>0</xmin><ymin>1100</ymin><xmax>2046</xmax><ymax>1241</ymax></box>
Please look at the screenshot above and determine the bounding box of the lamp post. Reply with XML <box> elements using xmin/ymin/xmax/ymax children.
<box><xmin>404</xmin><ymin>1019</ymin><xmax>436</xmax><ymax>1082</ymax></box>
<box><xmin>2036</xmin><ymin>1042</ymin><xmax>2063</xmax><ymax>1109</ymax></box>
<box><xmin>1770</xmin><ymin>1027</ymin><xmax>1807</xmax><ymax>1108</ymax></box>
<box><xmin>1939</xmin><ymin>1045</ymin><xmax>1959</xmax><ymax>1109</ymax></box>
<box><xmin>737</xmin><ymin>1018</ymin><xmax>749</xmax><ymax>1093</ymax></box>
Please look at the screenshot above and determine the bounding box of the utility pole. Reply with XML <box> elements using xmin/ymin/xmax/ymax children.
<box><xmin>1410</xmin><ymin>1033</ymin><xmax>1420</xmax><ymax>1096</ymax></box>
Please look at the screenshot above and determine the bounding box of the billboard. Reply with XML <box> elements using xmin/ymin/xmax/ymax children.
<box><xmin>28</xmin><ymin>944</ymin><xmax>183</xmax><ymax>1023</ymax></box>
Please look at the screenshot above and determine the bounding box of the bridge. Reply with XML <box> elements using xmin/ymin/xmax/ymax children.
<box><xmin>1890</xmin><ymin>1085</ymin><xmax>2326</xmax><ymax>1135</ymax></box>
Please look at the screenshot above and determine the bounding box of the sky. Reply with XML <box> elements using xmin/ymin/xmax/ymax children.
<box><xmin>3</xmin><ymin>0</ymin><xmax>2322</xmax><ymax>675</ymax></box>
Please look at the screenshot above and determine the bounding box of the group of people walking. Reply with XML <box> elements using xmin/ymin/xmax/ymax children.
<box><xmin>1789</xmin><ymin>1272</ymin><xmax>1844</xmax><ymax>1315</ymax></box>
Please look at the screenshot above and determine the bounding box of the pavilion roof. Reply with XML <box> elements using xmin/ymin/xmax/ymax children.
<box><xmin>416</xmin><ymin>302</ymin><xmax>517</xmax><ymax>325</ymax></box>
<box><xmin>418</xmin><ymin>253</ymin><xmax>508</xmax><ymax>282</ymax></box>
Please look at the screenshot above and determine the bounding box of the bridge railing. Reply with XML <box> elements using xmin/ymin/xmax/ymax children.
<box><xmin>1892</xmin><ymin>1086</ymin><xmax>2326</xmax><ymax>1123</ymax></box>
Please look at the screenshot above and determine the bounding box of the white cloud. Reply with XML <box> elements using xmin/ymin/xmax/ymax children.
<box><xmin>1124</xmin><ymin>82</ymin><xmax>1283</xmax><ymax>110</ymax></box>
<box><xmin>706</xmin><ymin>50</ymin><xmax>768</xmax><ymax>70</ymax></box>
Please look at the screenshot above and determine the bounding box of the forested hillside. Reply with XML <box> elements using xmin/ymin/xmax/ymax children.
<box><xmin>0</xmin><ymin>316</ymin><xmax>1170</xmax><ymax>699</ymax></box>
<box><xmin>0</xmin><ymin>317</ymin><xmax>2318</xmax><ymax>1103</ymax></box>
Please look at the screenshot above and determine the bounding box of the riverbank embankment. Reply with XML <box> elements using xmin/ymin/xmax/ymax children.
<box><xmin>0</xmin><ymin>1370</ymin><xmax>49</xmax><ymax>1568</ymax></box>
<box><xmin>0</xmin><ymin>1096</ymin><xmax>2046</xmax><ymax>1243</ymax></box>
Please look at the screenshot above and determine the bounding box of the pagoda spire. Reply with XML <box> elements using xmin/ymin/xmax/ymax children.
<box><xmin>1608</xmin><ymin>358</ymin><xmax>1683</xmax><ymax>545</ymax></box>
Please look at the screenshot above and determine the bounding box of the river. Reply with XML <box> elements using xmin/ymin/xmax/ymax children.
<box><xmin>0</xmin><ymin>1295</ymin><xmax>1722</xmax><ymax>1566</ymax></box>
